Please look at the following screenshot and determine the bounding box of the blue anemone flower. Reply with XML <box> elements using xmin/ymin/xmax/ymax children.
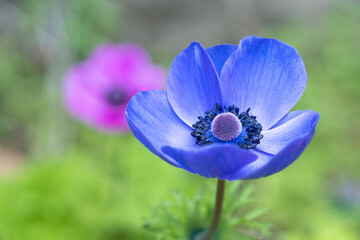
<box><xmin>126</xmin><ymin>36</ymin><xmax>320</xmax><ymax>180</ymax></box>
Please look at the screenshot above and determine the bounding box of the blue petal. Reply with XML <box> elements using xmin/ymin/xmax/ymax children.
<box><xmin>222</xmin><ymin>111</ymin><xmax>319</xmax><ymax>180</ymax></box>
<box><xmin>126</xmin><ymin>90</ymin><xmax>196</xmax><ymax>170</ymax></box>
<box><xmin>257</xmin><ymin>110</ymin><xmax>320</xmax><ymax>154</ymax></box>
<box><xmin>220</xmin><ymin>36</ymin><xmax>307</xmax><ymax>130</ymax></box>
<box><xmin>162</xmin><ymin>145</ymin><xmax>257</xmax><ymax>178</ymax></box>
<box><xmin>206</xmin><ymin>44</ymin><xmax>238</xmax><ymax>76</ymax></box>
<box><xmin>269</xmin><ymin>110</ymin><xmax>305</xmax><ymax>129</ymax></box>
<box><xmin>167</xmin><ymin>42</ymin><xmax>223</xmax><ymax>126</ymax></box>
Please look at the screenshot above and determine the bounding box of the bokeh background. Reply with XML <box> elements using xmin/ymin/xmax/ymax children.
<box><xmin>0</xmin><ymin>0</ymin><xmax>360</xmax><ymax>239</ymax></box>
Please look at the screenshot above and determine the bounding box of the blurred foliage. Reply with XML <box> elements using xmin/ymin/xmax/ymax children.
<box><xmin>18</xmin><ymin>0</ymin><xmax>123</xmax><ymax>59</ymax></box>
<box><xmin>0</xmin><ymin>0</ymin><xmax>123</xmax><ymax>152</ymax></box>
<box><xmin>0</xmin><ymin>0</ymin><xmax>360</xmax><ymax>240</ymax></box>
<box><xmin>144</xmin><ymin>181</ymin><xmax>271</xmax><ymax>240</ymax></box>
<box><xmin>0</xmin><ymin>154</ymin><xmax>136</xmax><ymax>240</ymax></box>
<box><xmin>0</xmin><ymin>133</ymin><xmax>200</xmax><ymax>240</ymax></box>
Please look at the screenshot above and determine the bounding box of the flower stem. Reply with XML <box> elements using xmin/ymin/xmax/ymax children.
<box><xmin>198</xmin><ymin>179</ymin><xmax>226</xmax><ymax>240</ymax></box>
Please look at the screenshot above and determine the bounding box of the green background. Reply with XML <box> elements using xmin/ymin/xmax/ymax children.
<box><xmin>0</xmin><ymin>0</ymin><xmax>359</xmax><ymax>239</ymax></box>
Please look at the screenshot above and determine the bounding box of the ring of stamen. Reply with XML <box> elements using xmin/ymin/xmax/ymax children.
<box><xmin>211</xmin><ymin>113</ymin><xmax>242</xmax><ymax>141</ymax></box>
<box><xmin>191</xmin><ymin>103</ymin><xmax>263</xmax><ymax>149</ymax></box>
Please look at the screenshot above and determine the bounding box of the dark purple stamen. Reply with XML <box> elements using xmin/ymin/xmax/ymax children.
<box><xmin>106</xmin><ymin>89</ymin><xmax>128</xmax><ymax>106</ymax></box>
<box><xmin>191</xmin><ymin>103</ymin><xmax>263</xmax><ymax>149</ymax></box>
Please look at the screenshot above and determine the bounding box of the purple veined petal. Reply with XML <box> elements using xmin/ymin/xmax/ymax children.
<box><xmin>256</xmin><ymin>110</ymin><xmax>320</xmax><ymax>155</ymax></box>
<box><xmin>167</xmin><ymin>42</ymin><xmax>223</xmax><ymax>126</ymax></box>
<box><xmin>222</xmin><ymin>113</ymin><xmax>319</xmax><ymax>180</ymax></box>
<box><xmin>162</xmin><ymin>145</ymin><xmax>257</xmax><ymax>178</ymax></box>
<box><xmin>206</xmin><ymin>44</ymin><xmax>238</xmax><ymax>76</ymax></box>
<box><xmin>126</xmin><ymin>90</ymin><xmax>196</xmax><ymax>170</ymax></box>
<box><xmin>220</xmin><ymin>36</ymin><xmax>307</xmax><ymax>130</ymax></box>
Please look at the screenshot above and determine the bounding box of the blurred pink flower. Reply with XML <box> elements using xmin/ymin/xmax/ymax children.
<box><xmin>63</xmin><ymin>43</ymin><xmax>166</xmax><ymax>132</ymax></box>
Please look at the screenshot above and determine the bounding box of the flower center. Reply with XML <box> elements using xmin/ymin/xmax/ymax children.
<box><xmin>191</xmin><ymin>104</ymin><xmax>263</xmax><ymax>149</ymax></box>
<box><xmin>106</xmin><ymin>89</ymin><xmax>128</xmax><ymax>106</ymax></box>
<box><xmin>211</xmin><ymin>113</ymin><xmax>242</xmax><ymax>141</ymax></box>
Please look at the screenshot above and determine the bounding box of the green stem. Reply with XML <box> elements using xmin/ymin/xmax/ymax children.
<box><xmin>198</xmin><ymin>179</ymin><xmax>226</xmax><ymax>240</ymax></box>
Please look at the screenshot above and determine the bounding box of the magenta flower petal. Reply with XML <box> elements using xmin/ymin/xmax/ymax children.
<box><xmin>63</xmin><ymin>43</ymin><xmax>166</xmax><ymax>132</ymax></box>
